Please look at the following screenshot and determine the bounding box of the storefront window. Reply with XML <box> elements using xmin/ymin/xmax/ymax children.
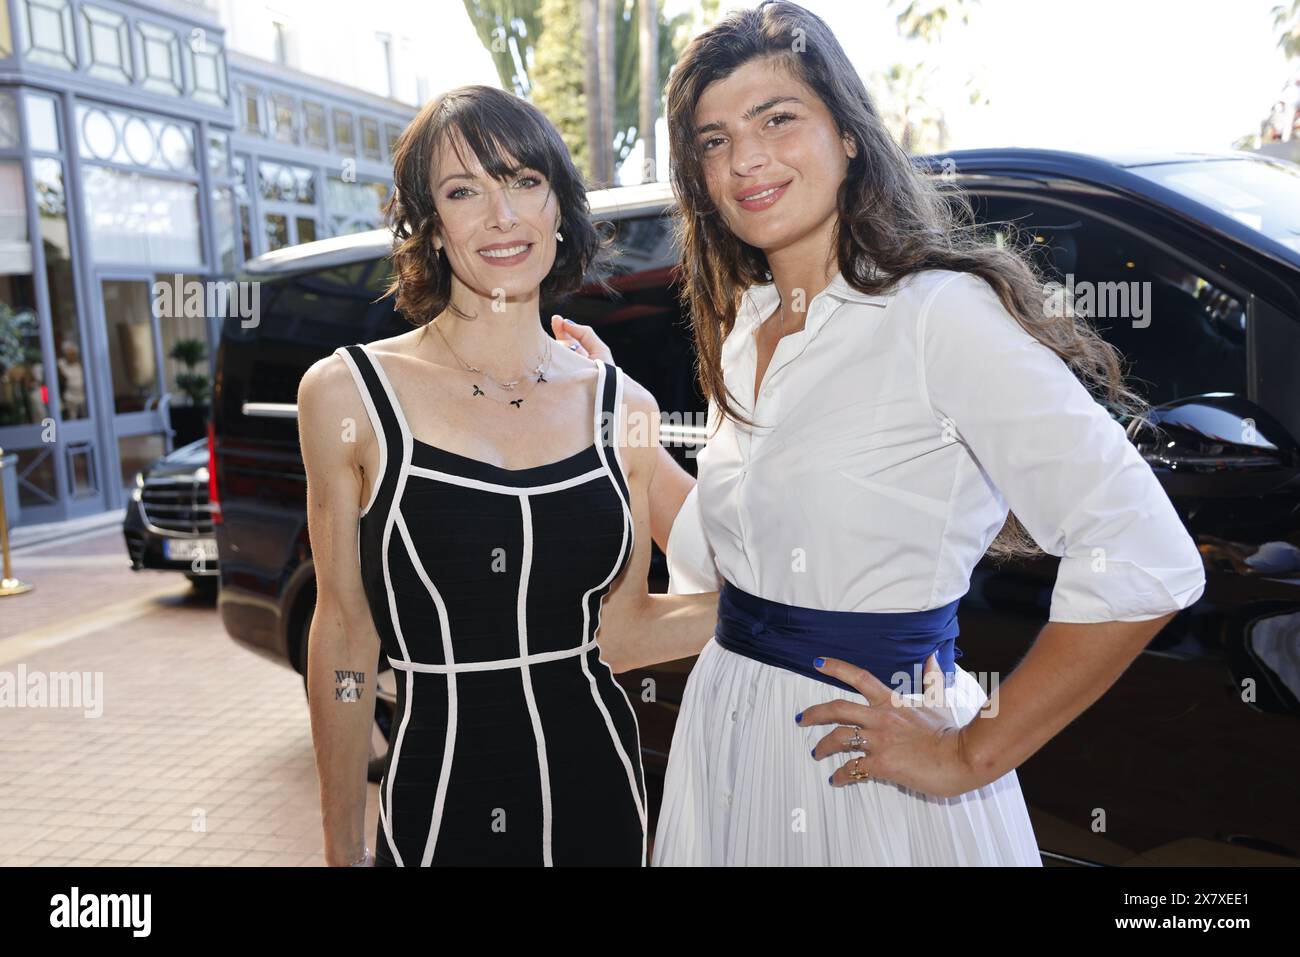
<box><xmin>0</xmin><ymin>161</ymin><xmax>42</xmax><ymax>428</ymax></box>
<box><xmin>100</xmin><ymin>278</ymin><xmax>156</xmax><ymax>415</ymax></box>
<box><xmin>32</xmin><ymin>158</ymin><xmax>86</xmax><ymax>421</ymax></box>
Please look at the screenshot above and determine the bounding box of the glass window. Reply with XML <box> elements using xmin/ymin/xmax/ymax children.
<box><xmin>326</xmin><ymin>176</ymin><xmax>390</xmax><ymax>236</ymax></box>
<box><xmin>23</xmin><ymin>92</ymin><xmax>59</xmax><ymax>152</ymax></box>
<box><xmin>99</xmin><ymin>278</ymin><xmax>157</xmax><ymax>414</ymax></box>
<box><xmin>137</xmin><ymin>21</ymin><xmax>181</xmax><ymax>96</ymax></box>
<box><xmin>212</xmin><ymin>185</ymin><xmax>238</xmax><ymax>273</ymax></box>
<box><xmin>296</xmin><ymin>217</ymin><xmax>316</xmax><ymax>244</ymax></box>
<box><xmin>0</xmin><ymin>92</ymin><xmax>19</xmax><ymax>148</ymax></box>
<box><xmin>332</xmin><ymin>108</ymin><xmax>355</xmax><ymax>154</ymax></box>
<box><xmin>207</xmin><ymin>130</ymin><xmax>229</xmax><ymax>179</ymax></box>
<box><xmin>303</xmin><ymin>101</ymin><xmax>327</xmax><ymax>150</ymax></box>
<box><xmin>383</xmin><ymin>122</ymin><xmax>403</xmax><ymax>159</ymax></box>
<box><xmin>153</xmin><ymin>271</ymin><xmax>209</xmax><ymax>413</ymax></box>
<box><xmin>32</xmin><ymin>158</ymin><xmax>86</xmax><ymax>421</ymax></box>
<box><xmin>1132</xmin><ymin>158</ymin><xmax>1300</xmax><ymax>262</ymax></box>
<box><xmin>977</xmin><ymin>194</ymin><xmax>1248</xmax><ymax>407</ymax></box>
<box><xmin>271</xmin><ymin>93</ymin><xmax>297</xmax><ymax>145</ymax></box>
<box><xmin>188</xmin><ymin>34</ymin><xmax>227</xmax><ymax>107</ymax></box>
<box><xmin>264</xmin><ymin>213</ymin><xmax>288</xmax><ymax>251</ymax></box>
<box><xmin>21</xmin><ymin>0</ymin><xmax>76</xmax><ymax>71</ymax></box>
<box><xmin>82</xmin><ymin>165</ymin><xmax>202</xmax><ymax>268</ymax></box>
<box><xmin>0</xmin><ymin>160</ymin><xmax>42</xmax><ymax>428</ymax></box>
<box><xmin>360</xmin><ymin>117</ymin><xmax>381</xmax><ymax>160</ymax></box>
<box><xmin>76</xmin><ymin>104</ymin><xmax>196</xmax><ymax>174</ymax></box>
<box><xmin>81</xmin><ymin>3</ymin><xmax>132</xmax><ymax>85</ymax></box>
<box><xmin>240</xmin><ymin>86</ymin><xmax>262</xmax><ymax>136</ymax></box>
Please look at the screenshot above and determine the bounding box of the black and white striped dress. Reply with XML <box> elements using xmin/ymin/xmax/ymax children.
<box><xmin>334</xmin><ymin>343</ymin><xmax>647</xmax><ymax>866</ymax></box>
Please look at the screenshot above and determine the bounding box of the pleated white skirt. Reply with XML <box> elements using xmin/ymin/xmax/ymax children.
<box><xmin>651</xmin><ymin>639</ymin><xmax>1043</xmax><ymax>866</ymax></box>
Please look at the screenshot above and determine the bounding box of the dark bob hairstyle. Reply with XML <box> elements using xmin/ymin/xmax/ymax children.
<box><xmin>382</xmin><ymin>84</ymin><xmax>612</xmax><ymax>325</ymax></box>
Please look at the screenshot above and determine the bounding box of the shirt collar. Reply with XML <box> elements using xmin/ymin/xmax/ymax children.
<box><xmin>735</xmin><ymin>269</ymin><xmax>891</xmax><ymax>338</ymax></box>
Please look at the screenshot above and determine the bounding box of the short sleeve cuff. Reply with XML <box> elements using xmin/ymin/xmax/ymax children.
<box><xmin>666</xmin><ymin>484</ymin><xmax>721</xmax><ymax>596</ymax></box>
<box><xmin>1048</xmin><ymin>555</ymin><xmax>1207</xmax><ymax>623</ymax></box>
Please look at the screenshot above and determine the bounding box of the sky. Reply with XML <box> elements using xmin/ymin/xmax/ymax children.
<box><xmin>690</xmin><ymin>0</ymin><xmax>1296</xmax><ymax>153</ymax></box>
<box><xmin>418</xmin><ymin>0</ymin><xmax>1296</xmax><ymax>177</ymax></box>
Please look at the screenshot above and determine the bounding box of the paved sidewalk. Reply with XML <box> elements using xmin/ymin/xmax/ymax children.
<box><xmin>0</xmin><ymin>526</ymin><xmax>380</xmax><ymax>866</ymax></box>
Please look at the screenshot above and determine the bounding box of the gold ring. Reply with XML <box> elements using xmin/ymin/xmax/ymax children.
<box><xmin>847</xmin><ymin>757</ymin><xmax>870</xmax><ymax>781</ymax></box>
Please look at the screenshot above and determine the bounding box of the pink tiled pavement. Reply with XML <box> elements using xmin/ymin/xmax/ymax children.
<box><xmin>0</xmin><ymin>528</ymin><xmax>381</xmax><ymax>867</ymax></box>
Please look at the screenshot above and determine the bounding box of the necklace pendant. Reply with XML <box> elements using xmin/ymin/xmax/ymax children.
<box><xmin>501</xmin><ymin>380</ymin><xmax>518</xmax><ymax>390</ymax></box>
<box><xmin>510</xmin><ymin>398</ymin><xmax>524</xmax><ymax>408</ymax></box>
<box><xmin>536</xmin><ymin>372</ymin><xmax>547</xmax><ymax>383</ymax></box>
<box><xmin>472</xmin><ymin>384</ymin><xmax>485</xmax><ymax>396</ymax></box>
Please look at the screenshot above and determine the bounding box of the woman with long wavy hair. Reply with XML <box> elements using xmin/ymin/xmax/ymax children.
<box><xmin>560</xmin><ymin>1</ymin><xmax>1205</xmax><ymax>865</ymax></box>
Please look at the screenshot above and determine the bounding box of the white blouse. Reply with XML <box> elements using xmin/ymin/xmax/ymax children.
<box><xmin>665</xmin><ymin>268</ymin><xmax>1207</xmax><ymax>623</ymax></box>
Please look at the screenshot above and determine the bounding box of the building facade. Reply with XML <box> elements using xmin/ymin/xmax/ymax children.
<box><xmin>0</xmin><ymin>0</ymin><xmax>434</xmax><ymax>526</ymax></box>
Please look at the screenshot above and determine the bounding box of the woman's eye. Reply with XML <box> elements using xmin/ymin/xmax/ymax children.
<box><xmin>448</xmin><ymin>186</ymin><xmax>472</xmax><ymax>199</ymax></box>
<box><xmin>701</xmin><ymin>136</ymin><xmax>724</xmax><ymax>152</ymax></box>
<box><xmin>767</xmin><ymin>112</ymin><xmax>796</xmax><ymax>128</ymax></box>
<box><xmin>516</xmin><ymin>175</ymin><xmax>542</xmax><ymax>188</ymax></box>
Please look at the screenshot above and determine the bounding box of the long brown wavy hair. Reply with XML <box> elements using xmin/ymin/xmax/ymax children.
<box><xmin>383</xmin><ymin>85</ymin><xmax>613</xmax><ymax>326</ymax></box>
<box><xmin>665</xmin><ymin>0</ymin><xmax>1148</xmax><ymax>561</ymax></box>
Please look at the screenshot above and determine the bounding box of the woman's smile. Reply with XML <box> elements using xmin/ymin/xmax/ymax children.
<box><xmin>476</xmin><ymin>241</ymin><xmax>534</xmax><ymax>265</ymax></box>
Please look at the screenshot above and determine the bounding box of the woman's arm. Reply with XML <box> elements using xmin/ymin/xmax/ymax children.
<box><xmin>595</xmin><ymin>373</ymin><xmax>718</xmax><ymax>673</ymax></box>
<box><xmin>298</xmin><ymin>356</ymin><xmax>382</xmax><ymax>866</ymax></box>
<box><xmin>649</xmin><ymin>447</ymin><xmax>695</xmax><ymax>554</ymax></box>
<box><xmin>550</xmin><ymin>314</ymin><xmax>695</xmax><ymax>552</ymax></box>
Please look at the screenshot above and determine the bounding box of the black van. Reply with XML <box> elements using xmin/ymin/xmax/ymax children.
<box><xmin>213</xmin><ymin>153</ymin><xmax>1300</xmax><ymax>864</ymax></box>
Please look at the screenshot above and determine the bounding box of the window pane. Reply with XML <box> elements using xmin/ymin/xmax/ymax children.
<box><xmin>264</xmin><ymin>213</ymin><xmax>288</xmax><ymax>251</ymax></box>
<box><xmin>99</xmin><ymin>278</ymin><xmax>158</xmax><ymax>414</ymax></box>
<box><xmin>82</xmin><ymin>165</ymin><xmax>202</xmax><ymax>268</ymax></box>
<box><xmin>212</xmin><ymin>185</ymin><xmax>238</xmax><ymax>272</ymax></box>
<box><xmin>0</xmin><ymin>160</ymin><xmax>42</xmax><ymax>426</ymax></box>
<box><xmin>23</xmin><ymin>93</ymin><xmax>59</xmax><ymax>152</ymax></box>
<box><xmin>32</xmin><ymin>158</ymin><xmax>86</xmax><ymax>420</ymax></box>
<box><xmin>295</xmin><ymin>216</ymin><xmax>316</xmax><ymax>244</ymax></box>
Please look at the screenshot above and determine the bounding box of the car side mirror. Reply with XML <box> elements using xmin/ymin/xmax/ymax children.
<box><xmin>1126</xmin><ymin>393</ymin><xmax>1300</xmax><ymax>498</ymax></box>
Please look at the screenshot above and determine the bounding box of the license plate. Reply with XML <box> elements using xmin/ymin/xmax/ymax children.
<box><xmin>164</xmin><ymin>538</ymin><xmax>218</xmax><ymax>562</ymax></box>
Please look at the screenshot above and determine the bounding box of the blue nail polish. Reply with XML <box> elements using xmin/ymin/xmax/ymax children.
<box><xmin>813</xmin><ymin>657</ymin><xmax>825</xmax><ymax>668</ymax></box>
<box><xmin>794</xmin><ymin>711</ymin><xmax>802</xmax><ymax>723</ymax></box>
<box><xmin>810</xmin><ymin>747</ymin><xmax>816</xmax><ymax>758</ymax></box>
<box><xmin>827</xmin><ymin>774</ymin><xmax>834</xmax><ymax>785</ymax></box>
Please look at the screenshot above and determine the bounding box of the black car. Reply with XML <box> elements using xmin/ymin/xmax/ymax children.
<box><xmin>122</xmin><ymin>437</ymin><xmax>220</xmax><ymax>597</ymax></box>
<box><xmin>213</xmin><ymin>151</ymin><xmax>1300</xmax><ymax>862</ymax></box>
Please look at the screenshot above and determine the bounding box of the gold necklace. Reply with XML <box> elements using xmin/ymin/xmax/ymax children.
<box><xmin>432</xmin><ymin>318</ymin><xmax>554</xmax><ymax>409</ymax></box>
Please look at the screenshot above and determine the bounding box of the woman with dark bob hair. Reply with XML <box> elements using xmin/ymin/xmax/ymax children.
<box><xmin>561</xmin><ymin>1</ymin><xmax>1205</xmax><ymax>865</ymax></box>
<box><xmin>298</xmin><ymin>85</ymin><xmax>718</xmax><ymax>867</ymax></box>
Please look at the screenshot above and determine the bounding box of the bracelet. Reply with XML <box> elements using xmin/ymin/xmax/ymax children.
<box><xmin>346</xmin><ymin>846</ymin><xmax>373</xmax><ymax>866</ymax></box>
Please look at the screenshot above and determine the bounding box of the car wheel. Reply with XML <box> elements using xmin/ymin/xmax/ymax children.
<box><xmin>299</xmin><ymin>610</ymin><xmax>395</xmax><ymax>783</ymax></box>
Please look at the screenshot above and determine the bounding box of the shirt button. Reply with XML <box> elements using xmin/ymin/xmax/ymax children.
<box><xmin>730</xmin><ymin>710</ymin><xmax>738</xmax><ymax>721</ymax></box>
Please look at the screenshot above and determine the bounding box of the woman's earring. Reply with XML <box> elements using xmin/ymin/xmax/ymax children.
<box><xmin>555</xmin><ymin>229</ymin><xmax>563</xmax><ymax>243</ymax></box>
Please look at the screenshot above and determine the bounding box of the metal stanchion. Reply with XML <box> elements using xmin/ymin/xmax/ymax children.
<box><xmin>0</xmin><ymin>445</ymin><xmax>34</xmax><ymax>596</ymax></box>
